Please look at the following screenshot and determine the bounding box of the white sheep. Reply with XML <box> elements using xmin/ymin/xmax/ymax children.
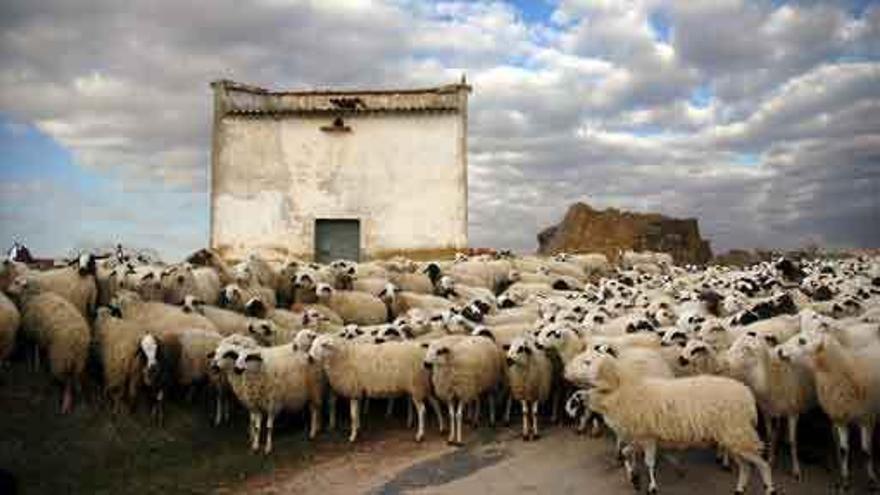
<box><xmin>7</xmin><ymin>276</ymin><xmax>90</xmax><ymax>414</ymax></box>
<box><xmin>231</xmin><ymin>343</ymin><xmax>324</xmax><ymax>453</ymax></box>
<box><xmin>424</xmin><ymin>335</ymin><xmax>504</xmax><ymax>445</ymax></box>
<box><xmin>309</xmin><ymin>334</ymin><xmax>433</xmax><ymax>442</ymax></box>
<box><xmin>208</xmin><ymin>334</ymin><xmax>261</xmax><ymax>425</ymax></box>
<box><xmin>505</xmin><ymin>337</ymin><xmax>553</xmax><ymax>440</ymax></box>
<box><xmin>315</xmin><ymin>283</ymin><xmax>387</xmax><ymax>325</ymax></box>
<box><xmin>725</xmin><ymin>331</ymin><xmax>815</xmax><ymax>479</ymax></box>
<box><xmin>584</xmin><ymin>352</ymin><xmax>775</xmax><ymax>495</ymax></box>
<box><xmin>778</xmin><ymin>331</ymin><xmax>880</xmax><ymax>488</ymax></box>
<box><xmin>379</xmin><ymin>284</ymin><xmax>454</xmax><ymax>319</ymax></box>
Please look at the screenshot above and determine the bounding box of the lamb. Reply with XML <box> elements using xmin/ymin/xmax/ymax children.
<box><xmin>7</xmin><ymin>276</ymin><xmax>90</xmax><ymax>414</ymax></box>
<box><xmin>309</xmin><ymin>334</ymin><xmax>432</xmax><ymax>442</ymax></box>
<box><xmin>0</xmin><ymin>290</ymin><xmax>20</xmax><ymax>364</ymax></box>
<box><xmin>231</xmin><ymin>343</ymin><xmax>324</xmax><ymax>453</ymax></box>
<box><xmin>379</xmin><ymin>284</ymin><xmax>454</xmax><ymax>319</ymax></box>
<box><xmin>778</xmin><ymin>331</ymin><xmax>880</xmax><ymax>488</ymax></box>
<box><xmin>725</xmin><ymin>331</ymin><xmax>815</xmax><ymax>479</ymax></box>
<box><xmin>583</xmin><ymin>352</ymin><xmax>775</xmax><ymax>495</ymax></box>
<box><xmin>315</xmin><ymin>283</ymin><xmax>387</xmax><ymax>325</ymax></box>
<box><xmin>424</xmin><ymin>335</ymin><xmax>504</xmax><ymax>445</ymax></box>
<box><xmin>505</xmin><ymin>337</ymin><xmax>553</xmax><ymax>440</ymax></box>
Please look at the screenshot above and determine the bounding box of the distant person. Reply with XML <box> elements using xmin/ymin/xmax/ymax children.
<box><xmin>7</xmin><ymin>241</ymin><xmax>33</xmax><ymax>264</ymax></box>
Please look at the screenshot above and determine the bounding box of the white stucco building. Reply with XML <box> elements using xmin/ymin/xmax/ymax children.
<box><xmin>209</xmin><ymin>79</ymin><xmax>470</xmax><ymax>262</ymax></box>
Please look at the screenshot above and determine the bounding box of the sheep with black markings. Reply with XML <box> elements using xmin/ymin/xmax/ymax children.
<box><xmin>505</xmin><ymin>336</ymin><xmax>553</xmax><ymax>440</ymax></box>
<box><xmin>230</xmin><ymin>343</ymin><xmax>324</xmax><ymax>453</ymax></box>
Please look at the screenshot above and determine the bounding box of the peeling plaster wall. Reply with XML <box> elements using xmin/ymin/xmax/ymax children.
<box><xmin>211</xmin><ymin>111</ymin><xmax>467</xmax><ymax>260</ymax></box>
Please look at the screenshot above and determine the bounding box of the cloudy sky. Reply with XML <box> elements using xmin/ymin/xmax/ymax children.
<box><xmin>1</xmin><ymin>0</ymin><xmax>878</xmax><ymax>260</ymax></box>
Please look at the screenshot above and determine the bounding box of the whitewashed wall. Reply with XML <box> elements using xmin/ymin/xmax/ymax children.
<box><xmin>211</xmin><ymin>111</ymin><xmax>467</xmax><ymax>260</ymax></box>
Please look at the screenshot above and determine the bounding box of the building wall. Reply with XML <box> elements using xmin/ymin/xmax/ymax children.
<box><xmin>211</xmin><ymin>111</ymin><xmax>467</xmax><ymax>260</ymax></box>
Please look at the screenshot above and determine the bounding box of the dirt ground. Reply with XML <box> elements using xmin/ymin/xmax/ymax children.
<box><xmin>2</xmin><ymin>360</ymin><xmax>874</xmax><ymax>495</ymax></box>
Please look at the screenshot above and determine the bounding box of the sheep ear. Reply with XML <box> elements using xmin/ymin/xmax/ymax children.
<box><xmin>502</xmin><ymin>344</ymin><xmax>510</xmax><ymax>351</ymax></box>
<box><xmin>605</xmin><ymin>346</ymin><xmax>618</xmax><ymax>358</ymax></box>
<box><xmin>206</xmin><ymin>351</ymin><xmax>215</xmax><ymax>359</ymax></box>
<box><xmin>764</xmin><ymin>335</ymin><xmax>779</xmax><ymax>346</ymax></box>
<box><xmin>692</xmin><ymin>346</ymin><xmax>709</xmax><ymax>356</ymax></box>
<box><xmin>307</xmin><ymin>354</ymin><xmax>315</xmax><ymax>364</ymax></box>
<box><xmin>421</xmin><ymin>342</ymin><xmax>429</xmax><ymax>349</ymax></box>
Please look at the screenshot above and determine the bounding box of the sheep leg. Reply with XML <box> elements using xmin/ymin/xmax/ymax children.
<box><xmin>349</xmin><ymin>398</ymin><xmax>360</xmax><ymax>443</ymax></box>
<box><xmin>385</xmin><ymin>398</ymin><xmax>395</xmax><ymax>419</ymax></box>
<box><xmin>455</xmin><ymin>400</ymin><xmax>465</xmax><ymax>445</ymax></box>
<box><xmin>430</xmin><ymin>397</ymin><xmax>445</xmax><ymax>433</ymax></box>
<box><xmin>621</xmin><ymin>444</ymin><xmax>639</xmax><ymax>489</ymax></box>
<box><xmin>264</xmin><ymin>414</ymin><xmax>275</xmax><ymax>455</ymax></box>
<box><xmin>835</xmin><ymin>423</ymin><xmax>851</xmax><ymax>488</ymax></box>
<box><xmin>470</xmin><ymin>397</ymin><xmax>481</xmax><ymax>425</ymax></box>
<box><xmin>589</xmin><ymin>413</ymin><xmax>603</xmax><ymax>437</ymax></box>
<box><xmin>520</xmin><ymin>400</ymin><xmax>529</xmax><ymax>440</ymax></box>
<box><xmin>787</xmin><ymin>414</ymin><xmax>801</xmax><ymax>480</ymax></box>
<box><xmin>550</xmin><ymin>389</ymin><xmax>559</xmax><ymax>424</ymax></box>
<box><xmin>763</xmin><ymin>413</ymin><xmax>776</xmax><ymax>464</ymax></box>
<box><xmin>413</xmin><ymin>399</ymin><xmax>426</xmax><ymax>442</ymax></box>
<box><xmin>406</xmin><ymin>399</ymin><xmax>414</xmax><ymax>428</ymax></box>
<box><xmin>328</xmin><ymin>393</ymin><xmax>337</xmax><ymax>432</ymax></box>
<box><xmin>530</xmin><ymin>401</ymin><xmax>540</xmax><ymax>439</ymax></box>
<box><xmin>249</xmin><ymin>412</ymin><xmax>261</xmax><ymax>452</ymax></box>
<box><xmin>363</xmin><ymin>398</ymin><xmax>370</xmax><ymax>416</ymax></box>
<box><xmin>576</xmin><ymin>413</ymin><xmax>588</xmax><ymax>434</ymax></box>
<box><xmin>643</xmin><ymin>439</ymin><xmax>659</xmax><ymax>494</ymax></box>
<box><xmin>309</xmin><ymin>402</ymin><xmax>320</xmax><ymax>439</ymax></box>
<box><xmin>488</xmin><ymin>393</ymin><xmax>496</xmax><ymax>427</ymax></box>
<box><xmin>734</xmin><ymin>455</ymin><xmax>751</xmax><ymax>494</ymax></box>
<box><xmin>504</xmin><ymin>396</ymin><xmax>513</xmax><ymax>425</ymax></box>
<box><xmin>214</xmin><ymin>388</ymin><xmax>224</xmax><ymax>426</ymax></box>
<box><xmin>61</xmin><ymin>380</ymin><xmax>74</xmax><ymax>414</ymax></box>
<box><xmin>739</xmin><ymin>451</ymin><xmax>774</xmax><ymax>494</ymax></box>
<box><xmin>860</xmin><ymin>420</ymin><xmax>878</xmax><ymax>487</ymax></box>
<box><xmin>447</xmin><ymin>402</ymin><xmax>456</xmax><ymax>444</ymax></box>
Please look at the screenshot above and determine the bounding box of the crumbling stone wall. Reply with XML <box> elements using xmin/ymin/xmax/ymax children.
<box><xmin>537</xmin><ymin>202</ymin><xmax>712</xmax><ymax>264</ymax></box>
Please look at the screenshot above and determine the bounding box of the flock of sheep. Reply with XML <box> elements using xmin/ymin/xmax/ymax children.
<box><xmin>2</xmin><ymin>247</ymin><xmax>880</xmax><ymax>494</ymax></box>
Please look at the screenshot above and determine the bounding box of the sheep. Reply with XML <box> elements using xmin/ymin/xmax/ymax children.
<box><xmin>424</xmin><ymin>335</ymin><xmax>504</xmax><ymax>445</ymax></box>
<box><xmin>309</xmin><ymin>334</ymin><xmax>433</xmax><ymax>442</ymax></box>
<box><xmin>778</xmin><ymin>331</ymin><xmax>880</xmax><ymax>488</ymax></box>
<box><xmin>176</xmin><ymin>328</ymin><xmax>223</xmax><ymax>393</ymax></box>
<box><xmin>231</xmin><ymin>343</ymin><xmax>324</xmax><ymax>453</ymax></box>
<box><xmin>379</xmin><ymin>284</ymin><xmax>454</xmax><ymax>320</ymax></box>
<box><xmin>435</xmin><ymin>276</ymin><xmax>496</xmax><ymax>310</ymax></box>
<box><xmin>389</xmin><ymin>271</ymin><xmax>434</xmax><ymax>294</ymax></box>
<box><xmin>725</xmin><ymin>331</ymin><xmax>815</xmax><ymax>479</ymax></box>
<box><xmin>352</xmin><ymin>277</ymin><xmax>392</xmax><ymax>297</ymax></box>
<box><xmin>220</xmin><ymin>283</ymin><xmax>276</xmax><ymax>314</ymax></box>
<box><xmin>315</xmin><ymin>283</ymin><xmax>387</xmax><ymax>325</ymax></box>
<box><xmin>93</xmin><ymin>307</ymin><xmax>159</xmax><ymax>413</ymax></box>
<box><xmin>7</xmin><ymin>276</ymin><xmax>90</xmax><ymax>414</ymax></box>
<box><xmin>186</xmin><ymin>248</ymin><xmax>237</xmax><ymax>284</ymax></box>
<box><xmin>19</xmin><ymin>254</ymin><xmax>98</xmax><ymax>317</ymax></box>
<box><xmin>583</xmin><ymin>352</ymin><xmax>775</xmax><ymax>495</ymax></box>
<box><xmin>182</xmin><ymin>295</ymin><xmax>251</xmax><ymax>336</ymax></box>
<box><xmin>505</xmin><ymin>337</ymin><xmax>553</xmax><ymax>440</ymax></box>
<box><xmin>208</xmin><ymin>334</ymin><xmax>260</xmax><ymax>425</ymax></box>
<box><xmin>677</xmin><ymin>338</ymin><xmax>728</xmax><ymax>377</ymax></box>
<box><xmin>161</xmin><ymin>263</ymin><xmax>221</xmax><ymax>306</ymax></box>
<box><xmin>0</xmin><ymin>290</ymin><xmax>20</xmax><ymax>365</ymax></box>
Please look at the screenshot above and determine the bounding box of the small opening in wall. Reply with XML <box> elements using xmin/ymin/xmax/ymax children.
<box><xmin>321</xmin><ymin>116</ymin><xmax>351</xmax><ymax>133</ymax></box>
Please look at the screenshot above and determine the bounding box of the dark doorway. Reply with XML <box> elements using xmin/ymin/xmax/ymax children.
<box><xmin>315</xmin><ymin>219</ymin><xmax>360</xmax><ymax>264</ymax></box>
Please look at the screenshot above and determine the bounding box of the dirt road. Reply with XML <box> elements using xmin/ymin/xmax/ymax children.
<box><xmin>236</xmin><ymin>421</ymin><xmax>861</xmax><ymax>495</ymax></box>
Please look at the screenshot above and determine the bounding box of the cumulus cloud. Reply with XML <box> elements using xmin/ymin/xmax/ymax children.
<box><xmin>0</xmin><ymin>0</ymin><xmax>878</xmax><ymax>258</ymax></box>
